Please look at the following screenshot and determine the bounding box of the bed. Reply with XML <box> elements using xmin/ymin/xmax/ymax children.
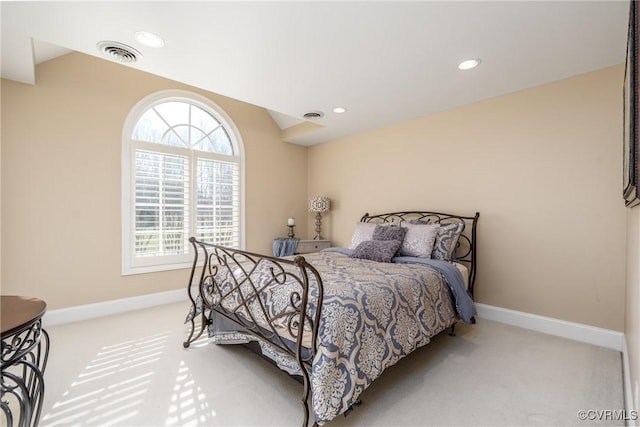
<box><xmin>183</xmin><ymin>210</ymin><xmax>479</xmax><ymax>426</ymax></box>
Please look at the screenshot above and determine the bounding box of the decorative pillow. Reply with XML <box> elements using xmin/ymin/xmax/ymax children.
<box><xmin>432</xmin><ymin>222</ymin><xmax>465</xmax><ymax>261</ymax></box>
<box><xmin>372</xmin><ymin>224</ymin><xmax>406</xmax><ymax>256</ymax></box>
<box><xmin>348</xmin><ymin>222</ymin><xmax>378</xmax><ymax>249</ymax></box>
<box><xmin>372</xmin><ymin>224</ymin><xmax>406</xmax><ymax>242</ymax></box>
<box><xmin>409</xmin><ymin>219</ymin><xmax>431</xmax><ymax>225</ymax></box>
<box><xmin>399</xmin><ymin>222</ymin><xmax>440</xmax><ymax>258</ymax></box>
<box><xmin>350</xmin><ymin>240</ymin><xmax>402</xmax><ymax>263</ymax></box>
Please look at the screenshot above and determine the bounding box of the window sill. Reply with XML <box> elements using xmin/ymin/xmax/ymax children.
<box><xmin>122</xmin><ymin>261</ymin><xmax>193</xmax><ymax>276</ymax></box>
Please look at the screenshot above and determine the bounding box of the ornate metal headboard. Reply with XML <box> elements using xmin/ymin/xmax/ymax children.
<box><xmin>360</xmin><ymin>211</ymin><xmax>480</xmax><ymax>296</ymax></box>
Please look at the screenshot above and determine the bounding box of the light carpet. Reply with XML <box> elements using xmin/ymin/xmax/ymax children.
<box><xmin>39</xmin><ymin>302</ymin><xmax>623</xmax><ymax>426</ymax></box>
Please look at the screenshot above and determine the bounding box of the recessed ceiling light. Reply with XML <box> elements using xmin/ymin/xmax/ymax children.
<box><xmin>458</xmin><ymin>58</ymin><xmax>481</xmax><ymax>70</ymax></box>
<box><xmin>333</xmin><ymin>107</ymin><xmax>347</xmax><ymax>114</ymax></box>
<box><xmin>135</xmin><ymin>31</ymin><xmax>165</xmax><ymax>48</ymax></box>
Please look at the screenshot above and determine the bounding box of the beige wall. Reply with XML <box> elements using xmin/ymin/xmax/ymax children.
<box><xmin>627</xmin><ymin>206</ymin><xmax>640</xmax><ymax>412</ymax></box>
<box><xmin>0</xmin><ymin>52</ymin><xmax>631</xmax><ymax>335</ymax></box>
<box><xmin>1</xmin><ymin>52</ymin><xmax>308</xmax><ymax>309</ymax></box>
<box><xmin>308</xmin><ymin>65</ymin><xmax>627</xmax><ymax>331</ymax></box>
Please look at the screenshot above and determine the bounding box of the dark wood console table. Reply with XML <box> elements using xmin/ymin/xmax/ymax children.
<box><xmin>1</xmin><ymin>296</ymin><xmax>50</xmax><ymax>427</ymax></box>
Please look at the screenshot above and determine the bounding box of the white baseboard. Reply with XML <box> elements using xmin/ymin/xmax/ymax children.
<box><xmin>475</xmin><ymin>303</ymin><xmax>624</xmax><ymax>351</ymax></box>
<box><xmin>45</xmin><ymin>294</ymin><xmax>624</xmax><ymax>350</ymax></box>
<box><xmin>43</xmin><ymin>289</ymin><xmax>187</xmax><ymax>327</ymax></box>
<box><xmin>44</xmin><ymin>295</ymin><xmax>625</xmax><ymax>350</ymax></box>
<box><xmin>622</xmin><ymin>338</ymin><xmax>637</xmax><ymax>427</ymax></box>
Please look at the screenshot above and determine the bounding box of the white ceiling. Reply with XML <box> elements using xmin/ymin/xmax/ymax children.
<box><xmin>1</xmin><ymin>1</ymin><xmax>630</xmax><ymax>146</ymax></box>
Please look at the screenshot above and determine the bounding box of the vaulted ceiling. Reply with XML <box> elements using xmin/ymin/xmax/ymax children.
<box><xmin>1</xmin><ymin>1</ymin><xmax>630</xmax><ymax>145</ymax></box>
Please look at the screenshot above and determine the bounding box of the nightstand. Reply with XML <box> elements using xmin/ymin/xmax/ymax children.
<box><xmin>295</xmin><ymin>239</ymin><xmax>330</xmax><ymax>254</ymax></box>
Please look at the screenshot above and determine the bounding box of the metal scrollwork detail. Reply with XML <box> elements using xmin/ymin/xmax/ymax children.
<box><xmin>183</xmin><ymin>238</ymin><xmax>324</xmax><ymax>427</ymax></box>
<box><xmin>1</xmin><ymin>321</ymin><xmax>50</xmax><ymax>427</ymax></box>
<box><xmin>1</xmin><ymin>322</ymin><xmax>42</xmax><ymax>367</ymax></box>
<box><xmin>361</xmin><ymin>210</ymin><xmax>479</xmax><ymax>295</ymax></box>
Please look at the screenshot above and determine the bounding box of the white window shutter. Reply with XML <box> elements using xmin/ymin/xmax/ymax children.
<box><xmin>122</xmin><ymin>93</ymin><xmax>243</xmax><ymax>275</ymax></box>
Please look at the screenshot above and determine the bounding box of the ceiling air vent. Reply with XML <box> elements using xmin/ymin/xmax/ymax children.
<box><xmin>97</xmin><ymin>41</ymin><xmax>142</xmax><ymax>64</ymax></box>
<box><xmin>303</xmin><ymin>111</ymin><xmax>324</xmax><ymax>119</ymax></box>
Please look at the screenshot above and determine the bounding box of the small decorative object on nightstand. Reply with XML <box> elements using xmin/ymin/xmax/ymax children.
<box><xmin>308</xmin><ymin>196</ymin><xmax>330</xmax><ymax>240</ymax></box>
<box><xmin>295</xmin><ymin>239</ymin><xmax>330</xmax><ymax>254</ymax></box>
<box><xmin>287</xmin><ymin>217</ymin><xmax>296</xmax><ymax>238</ymax></box>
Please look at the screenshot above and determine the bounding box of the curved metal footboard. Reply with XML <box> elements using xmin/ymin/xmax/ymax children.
<box><xmin>183</xmin><ymin>237</ymin><xmax>323</xmax><ymax>427</ymax></box>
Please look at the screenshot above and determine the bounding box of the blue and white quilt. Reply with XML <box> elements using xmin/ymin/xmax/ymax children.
<box><xmin>187</xmin><ymin>249</ymin><xmax>475</xmax><ymax>424</ymax></box>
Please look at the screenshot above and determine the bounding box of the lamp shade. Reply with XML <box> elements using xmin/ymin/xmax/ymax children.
<box><xmin>308</xmin><ymin>196</ymin><xmax>330</xmax><ymax>213</ymax></box>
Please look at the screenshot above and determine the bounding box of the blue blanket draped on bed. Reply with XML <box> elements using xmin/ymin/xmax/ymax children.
<box><xmin>394</xmin><ymin>256</ymin><xmax>477</xmax><ymax>322</ymax></box>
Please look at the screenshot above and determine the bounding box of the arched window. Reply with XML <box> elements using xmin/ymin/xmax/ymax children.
<box><xmin>122</xmin><ymin>90</ymin><xmax>244</xmax><ymax>274</ymax></box>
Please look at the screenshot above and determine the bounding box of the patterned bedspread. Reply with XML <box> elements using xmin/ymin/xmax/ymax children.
<box><xmin>188</xmin><ymin>251</ymin><xmax>467</xmax><ymax>424</ymax></box>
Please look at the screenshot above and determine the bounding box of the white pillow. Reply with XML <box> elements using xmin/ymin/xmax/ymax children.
<box><xmin>399</xmin><ymin>222</ymin><xmax>440</xmax><ymax>258</ymax></box>
<box><xmin>348</xmin><ymin>222</ymin><xmax>378</xmax><ymax>249</ymax></box>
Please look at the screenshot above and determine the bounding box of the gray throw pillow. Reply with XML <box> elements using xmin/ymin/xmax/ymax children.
<box><xmin>409</xmin><ymin>219</ymin><xmax>431</xmax><ymax>225</ymax></box>
<box><xmin>372</xmin><ymin>224</ymin><xmax>407</xmax><ymax>242</ymax></box>
<box><xmin>372</xmin><ymin>224</ymin><xmax>406</xmax><ymax>257</ymax></box>
<box><xmin>351</xmin><ymin>240</ymin><xmax>402</xmax><ymax>263</ymax></box>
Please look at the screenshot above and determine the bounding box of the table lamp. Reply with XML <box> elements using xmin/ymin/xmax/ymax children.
<box><xmin>308</xmin><ymin>196</ymin><xmax>330</xmax><ymax>240</ymax></box>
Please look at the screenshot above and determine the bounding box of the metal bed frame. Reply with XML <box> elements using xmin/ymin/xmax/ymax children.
<box><xmin>183</xmin><ymin>210</ymin><xmax>479</xmax><ymax>426</ymax></box>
